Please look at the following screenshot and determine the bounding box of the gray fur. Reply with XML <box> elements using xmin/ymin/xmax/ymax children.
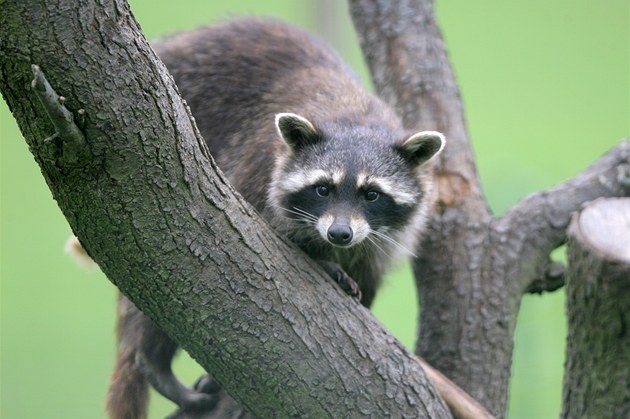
<box><xmin>107</xmin><ymin>17</ymin><xmax>444</xmax><ymax>418</ymax></box>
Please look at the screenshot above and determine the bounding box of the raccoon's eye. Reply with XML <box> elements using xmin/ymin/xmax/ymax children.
<box><xmin>365</xmin><ymin>190</ymin><xmax>380</xmax><ymax>202</ymax></box>
<box><xmin>315</xmin><ymin>185</ymin><xmax>330</xmax><ymax>197</ymax></box>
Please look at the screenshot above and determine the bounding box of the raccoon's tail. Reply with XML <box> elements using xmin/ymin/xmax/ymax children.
<box><xmin>106</xmin><ymin>295</ymin><xmax>178</xmax><ymax>419</ymax></box>
<box><xmin>106</xmin><ymin>338</ymin><xmax>149</xmax><ymax>419</ymax></box>
<box><xmin>106</xmin><ymin>295</ymin><xmax>152</xmax><ymax>419</ymax></box>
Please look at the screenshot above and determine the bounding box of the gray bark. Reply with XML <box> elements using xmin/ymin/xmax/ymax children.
<box><xmin>561</xmin><ymin>198</ymin><xmax>630</xmax><ymax>419</ymax></box>
<box><xmin>349</xmin><ymin>0</ymin><xmax>630</xmax><ymax>416</ymax></box>
<box><xmin>0</xmin><ymin>0</ymin><xmax>450</xmax><ymax>417</ymax></box>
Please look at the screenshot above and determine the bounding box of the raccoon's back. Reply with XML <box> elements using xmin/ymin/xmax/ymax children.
<box><xmin>154</xmin><ymin>18</ymin><xmax>362</xmax><ymax>208</ymax></box>
<box><xmin>155</xmin><ymin>18</ymin><xmax>353</xmax><ymax>140</ymax></box>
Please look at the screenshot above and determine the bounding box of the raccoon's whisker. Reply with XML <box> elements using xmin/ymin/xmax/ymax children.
<box><xmin>285</xmin><ymin>206</ymin><xmax>318</xmax><ymax>223</ymax></box>
<box><xmin>278</xmin><ymin>206</ymin><xmax>318</xmax><ymax>225</ymax></box>
<box><xmin>370</xmin><ymin>229</ymin><xmax>412</xmax><ymax>253</ymax></box>
<box><xmin>290</xmin><ymin>206</ymin><xmax>319</xmax><ymax>223</ymax></box>
<box><xmin>275</xmin><ymin>210</ymin><xmax>307</xmax><ymax>224</ymax></box>
<box><xmin>367</xmin><ymin>235</ymin><xmax>400</xmax><ymax>260</ymax></box>
<box><xmin>369</xmin><ymin>229</ymin><xmax>417</xmax><ymax>258</ymax></box>
<box><xmin>366</xmin><ymin>235</ymin><xmax>391</xmax><ymax>258</ymax></box>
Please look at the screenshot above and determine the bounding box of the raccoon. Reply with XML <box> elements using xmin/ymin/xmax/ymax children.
<box><xmin>106</xmin><ymin>17</ymin><xmax>444</xmax><ymax>418</ymax></box>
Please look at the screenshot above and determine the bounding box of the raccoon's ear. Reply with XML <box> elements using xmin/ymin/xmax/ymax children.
<box><xmin>275</xmin><ymin>113</ymin><xmax>320</xmax><ymax>153</ymax></box>
<box><xmin>399</xmin><ymin>130</ymin><xmax>445</xmax><ymax>166</ymax></box>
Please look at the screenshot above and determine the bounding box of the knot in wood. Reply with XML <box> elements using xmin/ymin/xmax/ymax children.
<box><xmin>436</xmin><ymin>171</ymin><xmax>472</xmax><ymax>208</ymax></box>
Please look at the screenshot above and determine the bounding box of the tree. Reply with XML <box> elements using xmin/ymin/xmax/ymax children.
<box><xmin>1</xmin><ymin>0</ymin><xmax>628</xmax><ymax>418</ymax></box>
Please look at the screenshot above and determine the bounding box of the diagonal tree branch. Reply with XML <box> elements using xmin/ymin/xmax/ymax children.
<box><xmin>1</xmin><ymin>0</ymin><xmax>451</xmax><ymax>417</ymax></box>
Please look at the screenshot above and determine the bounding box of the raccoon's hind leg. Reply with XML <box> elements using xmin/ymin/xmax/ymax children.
<box><xmin>136</xmin><ymin>350</ymin><xmax>218</xmax><ymax>413</ymax></box>
<box><xmin>107</xmin><ymin>295</ymin><xmax>215</xmax><ymax>418</ymax></box>
<box><xmin>107</xmin><ymin>295</ymin><xmax>165</xmax><ymax>418</ymax></box>
<box><xmin>318</xmin><ymin>261</ymin><xmax>362</xmax><ymax>303</ymax></box>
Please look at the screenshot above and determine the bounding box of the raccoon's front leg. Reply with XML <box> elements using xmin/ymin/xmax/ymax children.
<box><xmin>317</xmin><ymin>260</ymin><xmax>362</xmax><ymax>302</ymax></box>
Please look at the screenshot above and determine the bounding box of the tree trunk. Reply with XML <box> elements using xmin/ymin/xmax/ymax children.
<box><xmin>0</xmin><ymin>0</ymin><xmax>450</xmax><ymax>417</ymax></box>
<box><xmin>349</xmin><ymin>0</ymin><xmax>630</xmax><ymax>416</ymax></box>
<box><xmin>561</xmin><ymin>198</ymin><xmax>630</xmax><ymax>418</ymax></box>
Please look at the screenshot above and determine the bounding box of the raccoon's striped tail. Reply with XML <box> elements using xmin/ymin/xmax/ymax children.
<box><xmin>106</xmin><ymin>294</ymin><xmax>154</xmax><ymax>419</ymax></box>
<box><xmin>106</xmin><ymin>295</ymin><xmax>180</xmax><ymax>419</ymax></box>
<box><xmin>106</xmin><ymin>341</ymin><xmax>149</xmax><ymax>419</ymax></box>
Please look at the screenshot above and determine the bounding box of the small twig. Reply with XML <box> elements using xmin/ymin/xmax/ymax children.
<box><xmin>31</xmin><ymin>64</ymin><xmax>89</xmax><ymax>164</ymax></box>
<box><xmin>417</xmin><ymin>356</ymin><xmax>496</xmax><ymax>419</ymax></box>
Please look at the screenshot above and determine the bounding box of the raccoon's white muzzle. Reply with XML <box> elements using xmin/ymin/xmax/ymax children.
<box><xmin>317</xmin><ymin>213</ymin><xmax>370</xmax><ymax>247</ymax></box>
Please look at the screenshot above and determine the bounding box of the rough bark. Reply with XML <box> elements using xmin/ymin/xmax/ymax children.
<box><xmin>349</xmin><ymin>0</ymin><xmax>630</xmax><ymax>416</ymax></box>
<box><xmin>0</xmin><ymin>1</ymin><xmax>451</xmax><ymax>417</ymax></box>
<box><xmin>561</xmin><ymin>198</ymin><xmax>630</xmax><ymax>419</ymax></box>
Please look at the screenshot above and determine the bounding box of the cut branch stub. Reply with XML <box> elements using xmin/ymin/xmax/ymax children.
<box><xmin>572</xmin><ymin>198</ymin><xmax>630</xmax><ymax>263</ymax></box>
<box><xmin>561</xmin><ymin>197</ymin><xmax>630</xmax><ymax>419</ymax></box>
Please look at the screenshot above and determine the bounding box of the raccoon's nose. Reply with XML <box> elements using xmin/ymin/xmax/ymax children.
<box><xmin>327</xmin><ymin>224</ymin><xmax>353</xmax><ymax>246</ymax></box>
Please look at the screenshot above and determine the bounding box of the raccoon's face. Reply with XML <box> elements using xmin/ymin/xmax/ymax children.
<box><xmin>270</xmin><ymin>113</ymin><xmax>445</xmax><ymax>251</ymax></box>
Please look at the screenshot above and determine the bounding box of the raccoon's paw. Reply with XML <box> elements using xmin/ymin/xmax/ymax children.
<box><xmin>161</xmin><ymin>384</ymin><xmax>219</xmax><ymax>419</ymax></box>
<box><xmin>164</xmin><ymin>375</ymin><xmax>223</xmax><ymax>419</ymax></box>
<box><xmin>318</xmin><ymin>261</ymin><xmax>362</xmax><ymax>302</ymax></box>
<box><xmin>65</xmin><ymin>235</ymin><xmax>97</xmax><ymax>268</ymax></box>
<box><xmin>192</xmin><ymin>374</ymin><xmax>222</xmax><ymax>395</ymax></box>
<box><xmin>179</xmin><ymin>391</ymin><xmax>217</xmax><ymax>412</ymax></box>
<box><xmin>136</xmin><ymin>352</ymin><xmax>217</xmax><ymax>417</ymax></box>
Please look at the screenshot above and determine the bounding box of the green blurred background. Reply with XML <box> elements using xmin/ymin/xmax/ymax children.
<box><xmin>1</xmin><ymin>1</ymin><xmax>627</xmax><ymax>417</ymax></box>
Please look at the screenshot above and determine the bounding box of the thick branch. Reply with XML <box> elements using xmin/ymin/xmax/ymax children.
<box><xmin>561</xmin><ymin>198</ymin><xmax>630</xmax><ymax>418</ymax></box>
<box><xmin>350</xmin><ymin>0</ymin><xmax>630</xmax><ymax>416</ymax></box>
<box><xmin>0</xmin><ymin>1</ymin><xmax>450</xmax><ymax>417</ymax></box>
<box><xmin>349</xmin><ymin>0</ymin><xmax>507</xmax><ymax>413</ymax></box>
<box><xmin>349</xmin><ymin>0</ymin><xmax>486</xmax><ymax>213</ymax></box>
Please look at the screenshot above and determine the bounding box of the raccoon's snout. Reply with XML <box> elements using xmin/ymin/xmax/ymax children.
<box><xmin>317</xmin><ymin>214</ymin><xmax>369</xmax><ymax>247</ymax></box>
<box><xmin>327</xmin><ymin>223</ymin><xmax>353</xmax><ymax>246</ymax></box>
